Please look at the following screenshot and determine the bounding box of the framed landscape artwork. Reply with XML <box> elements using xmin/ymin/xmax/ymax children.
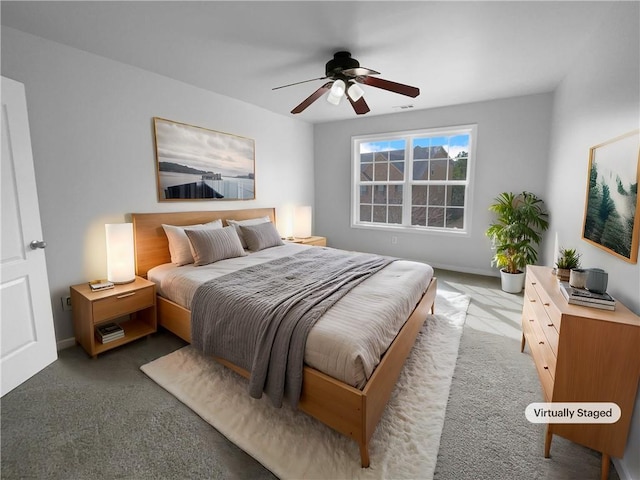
<box><xmin>153</xmin><ymin>117</ymin><xmax>255</xmax><ymax>201</ymax></box>
<box><xmin>582</xmin><ymin>129</ymin><xmax>640</xmax><ymax>263</ymax></box>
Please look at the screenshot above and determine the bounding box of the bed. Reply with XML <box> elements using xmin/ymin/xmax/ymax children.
<box><xmin>131</xmin><ymin>208</ymin><xmax>437</xmax><ymax>467</ymax></box>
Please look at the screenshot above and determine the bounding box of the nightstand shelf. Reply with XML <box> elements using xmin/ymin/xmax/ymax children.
<box><xmin>70</xmin><ymin>276</ymin><xmax>157</xmax><ymax>358</ymax></box>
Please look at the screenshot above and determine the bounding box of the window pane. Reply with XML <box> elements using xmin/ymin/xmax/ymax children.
<box><xmin>389</xmin><ymin>161</ymin><xmax>404</xmax><ymax>180</ymax></box>
<box><xmin>374</xmin><ymin>162</ymin><xmax>388</xmax><ymax>181</ymax></box>
<box><xmin>360</xmin><ymin>152</ymin><xmax>373</xmax><ymax>163</ymax></box>
<box><xmin>428</xmin><ymin>185</ymin><xmax>445</xmax><ymax>206</ymax></box>
<box><xmin>374</xmin><ymin>151</ymin><xmax>389</xmax><ymax>162</ymax></box>
<box><xmin>412</xmin><ymin>206</ymin><xmax>426</xmax><ymax>226</ymax></box>
<box><xmin>449</xmin><ymin>157</ymin><xmax>467</xmax><ymax>180</ymax></box>
<box><xmin>360</xmin><ymin>164</ymin><xmax>373</xmax><ymax>181</ymax></box>
<box><xmin>390</xmin><ymin>149</ymin><xmax>404</xmax><ymax>161</ymax></box>
<box><xmin>360</xmin><ymin>185</ymin><xmax>372</xmax><ymax>204</ymax></box>
<box><xmin>413</xmin><ymin>139</ymin><xmax>429</xmax><ymax>159</ymax></box>
<box><xmin>430</xmin><ymin>159</ymin><xmax>447</xmax><ymax>180</ymax></box>
<box><xmin>373</xmin><ymin>185</ymin><xmax>387</xmax><ymax>204</ymax></box>
<box><xmin>360</xmin><ymin>204</ymin><xmax>372</xmax><ymax>222</ymax></box>
<box><xmin>430</xmin><ymin>137</ymin><xmax>449</xmax><ymax>158</ymax></box>
<box><xmin>412</xmin><ymin>185</ymin><xmax>427</xmax><ymax>206</ymax></box>
<box><xmin>388</xmin><ymin>206</ymin><xmax>402</xmax><ymax>224</ymax></box>
<box><xmin>446</xmin><ymin>207</ymin><xmax>464</xmax><ymax>228</ymax></box>
<box><xmin>373</xmin><ymin>205</ymin><xmax>387</xmax><ymax>223</ymax></box>
<box><xmin>448</xmin><ymin>185</ymin><xmax>465</xmax><ymax>207</ymax></box>
<box><xmin>389</xmin><ymin>185</ymin><xmax>403</xmax><ymax>204</ymax></box>
<box><xmin>427</xmin><ymin>207</ymin><xmax>445</xmax><ymax>227</ymax></box>
<box><xmin>413</xmin><ymin>160</ymin><xmax>429</xmax><ymax>180</ymax></box>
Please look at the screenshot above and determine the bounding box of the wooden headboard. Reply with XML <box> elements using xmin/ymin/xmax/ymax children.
<box><xmin>131</xmin><ymin>208</ymin><xmax>276</xmax><ymax>277</ymax></box>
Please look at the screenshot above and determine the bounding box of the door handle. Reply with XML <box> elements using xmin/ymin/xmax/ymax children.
<box><xmin>30</xmin><ymin>240</ymin><xmax>47</xmax><ymax>250</ymax></box>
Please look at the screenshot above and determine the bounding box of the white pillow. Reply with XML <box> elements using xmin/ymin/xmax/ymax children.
<box><xmin>184</xmin><ymin>225</ymin><xmax>246</xmax><ymax>266</ymax></box>
<box><xmin>162</xmin><ymin>219</ymin><xmax>222</xmax><ymax>265</ymax></box>
<box><xmin>226</xmin><ymin>216</ymin><xmax>271</xmax><ymax>248</ymax></box>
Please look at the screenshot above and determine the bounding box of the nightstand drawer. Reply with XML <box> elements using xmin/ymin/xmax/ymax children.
<box><xmin>93</xmin><ymin>286</ymin><xmax>154</xmax><ymax>323</ymax></box>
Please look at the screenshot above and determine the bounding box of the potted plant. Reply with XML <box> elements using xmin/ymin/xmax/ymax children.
<box><xmin>555</xmin><ymin>247</ymin><xmax>581</xmax><ymax>282</ymax></box>
<box><xmin>486</xmin><ymin>191</ymin><xmax>549</xmax><ymax>293</ymax></box>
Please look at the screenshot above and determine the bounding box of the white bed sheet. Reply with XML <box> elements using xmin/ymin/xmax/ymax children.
<box><xmin>148</xmin><ymin>243</ymin><xmax>433</xmax><ymax>389</ymax></box>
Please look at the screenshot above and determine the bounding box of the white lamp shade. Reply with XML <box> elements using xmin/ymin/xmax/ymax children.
<box><xmin>330</xmin><ymin>79</ymin><xmax>346</xmax><ymax>96</ymax></box>
<box><xmin>327</xmin><ymin>79</ymin><xmax>346</xmax><ymax>105</ymax></box>
<box><xmin>327</xmin><ymin>91</ymin><xmax>342</xmax><ymax>105</ymax></box>
<box><xmin>105</xmin><ymin>223</ymin><xmax>135</xmax><ymax>284</ymax></box>
<box><xmin>293</xmin><ymin>206</ymin><xmax>312</xmax><ymax>238</ymax></box>
<box><xmin>347</xmin><ymin>82</ymin><xmax>364</xmax><ymax>101</ymax></box>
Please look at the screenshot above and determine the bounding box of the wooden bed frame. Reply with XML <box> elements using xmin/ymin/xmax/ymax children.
<box><xmin>131</xmin><ymin>208</ymin><xmax>437</xmax><ymax>467</ymax></box>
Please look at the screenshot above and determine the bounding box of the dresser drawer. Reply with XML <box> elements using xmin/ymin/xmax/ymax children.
<box><xmin>522</xmin><ymin>301</ymin><xmax>557</xmax><ymax>378</ymax></box>
<box><xmin>93</xmin><ymin>286</ymin><xmax>154</xmax><ymax>323</ymax></box>
<box><xmin>523</xmin><ymin>285</ymin><xmax>559</xmax><ymax>355</ymax></box>
<box><xmin>526</xmin><ymin>276</ymin><xmax>562</xmax><ymax>330</ymax></box>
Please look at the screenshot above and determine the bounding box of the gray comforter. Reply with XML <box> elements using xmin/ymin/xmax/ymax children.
<box><xmin>191</xmin><ymin>247</ymin><xmax>394</xmax><ymax>407</ymax></box>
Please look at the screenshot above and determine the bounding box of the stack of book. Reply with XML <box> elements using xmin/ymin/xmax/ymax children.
<box><xmin>96</xmin><ymin>322</ymin><xmax>125</xmax><ymax>343</ymax></box>
<box><xmin>559</xmin><ymin>281</ymin><xmax>616</xmax><ymax>310</ymax></box>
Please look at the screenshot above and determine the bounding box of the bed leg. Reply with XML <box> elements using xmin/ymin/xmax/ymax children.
<box><xmin>359</xmin><ymin>441</ymin><xmax>370</xmax><ymax>468</ymax></box>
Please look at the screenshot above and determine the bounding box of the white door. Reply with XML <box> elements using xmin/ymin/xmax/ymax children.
<box><xmin>1</xmin><ymin>76</ymin><xmax>57</xmax><ymax>396</ymax></box>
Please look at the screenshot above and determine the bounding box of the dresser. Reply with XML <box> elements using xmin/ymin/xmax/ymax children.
<box><xmin>521</xmin><ymin>265</ymin><xmax>640</xmax><ymax>480</ymax></box>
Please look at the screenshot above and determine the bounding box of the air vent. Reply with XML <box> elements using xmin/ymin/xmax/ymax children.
<box><xmin>392</xmin><ymin>105</ymin><xmax>414</xmax><ymax>110</ymax></box>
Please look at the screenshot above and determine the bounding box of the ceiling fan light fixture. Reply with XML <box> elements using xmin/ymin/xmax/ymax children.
<box><xmin>326</xmin><ymin>91</ymin><xmax>342</xmax><ymax>105</ymax></box>
<box><xmin>330</xmin><ymin>79</ymin><xmax>346</xmax><ymax>97</ymax></box>
<box><xmin>347</xmin><ymin>82</ymin><xmax>364</xmax><ymax>102</ymax></box>
<box><xmin>327</xmin><ymin>79</ymin><xmax>346</xmax><ymax>105</ymax></box>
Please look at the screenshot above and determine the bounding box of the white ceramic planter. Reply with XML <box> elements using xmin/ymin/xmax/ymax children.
<box><xmin>500</xmin><ymin>269</ymin><xmax>525</xmax><ymax>293</ymax></box>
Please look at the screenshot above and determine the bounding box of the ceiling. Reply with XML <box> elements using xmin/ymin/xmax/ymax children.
<box><xmin>1</xmin><ymin>1</ymin><xmax>616</xmax><ymax>124</ymax></box>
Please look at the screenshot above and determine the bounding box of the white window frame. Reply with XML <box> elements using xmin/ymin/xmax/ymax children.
<box><xmin>351</xmin><ymin>124</ymin><xmax>477</xmax><ymax>236</ymax></box>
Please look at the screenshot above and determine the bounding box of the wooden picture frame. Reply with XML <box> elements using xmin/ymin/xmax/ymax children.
<box><xmin>153</xmin><ymin>117</ymin><xmax>255</xmax><ymax>202</ymax></box>
<box><xmin>582</xmin><ymin>130</ymin><xmax>640</xmax><ymax>263</ymax></box>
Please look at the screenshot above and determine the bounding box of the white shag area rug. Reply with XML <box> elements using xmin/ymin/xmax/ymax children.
<box><xmin>141</xmin><ymin>290</ymin><xmax>470</xmax><ymax>480</ymax></box>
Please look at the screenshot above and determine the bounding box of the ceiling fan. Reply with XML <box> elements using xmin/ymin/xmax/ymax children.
<box><xmin>273</xmin><ymin>51</ymin><xmax>420</xmax><ymax>115</ymax></box>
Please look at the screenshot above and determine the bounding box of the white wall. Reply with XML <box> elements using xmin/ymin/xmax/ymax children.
<box><xmin>544</xmin><ymin>3</ymin><xmax>640</xmax><ymax>479</ymax></box>
<box><xmin>313</xmin><ymin>93</ymin><xmax>553</xmax><ymax>276</ymax></box>
<box><xmin>1</xmin><ymin>27</ymin><xmax>315</xmax><ymax>342</ymax></box>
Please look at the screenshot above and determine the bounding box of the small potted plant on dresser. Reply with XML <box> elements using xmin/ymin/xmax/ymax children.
<box><xmin>554</xmin><ymin>247</ymin><xmax>581</xmax><ymax>282</ymax></box>
<box><xmin>486</xmin><ymin>191</ymin><xmax>549</xmax><ymax>293</ymax></box>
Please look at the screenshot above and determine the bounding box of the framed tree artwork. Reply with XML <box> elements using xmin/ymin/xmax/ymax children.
<box><xmin>153</xmin><ymin>117</ymin><xmax>255</xmax><ymax>201</ymax></box>
<box><xmin>582</xmin><ymin>129</ymin><xmax>640</xmax><ymax>263</ymax></box>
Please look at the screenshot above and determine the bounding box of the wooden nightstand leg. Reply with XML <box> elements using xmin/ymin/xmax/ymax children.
<box><xmin>601</xmin><ymin>453</ymin><xmax>610</xmax><ymax>480</ymax></box>
<box><xmin>520</xmin><ymin>333</ymin><xmax>526</xmax><ymax>352</ymax></box>
<box><xmin>544</xmin><ymin>425</ymin><xmax>552</xmax><ymax>458</ymax></box>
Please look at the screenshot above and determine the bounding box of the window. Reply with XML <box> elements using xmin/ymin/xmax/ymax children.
<box><xmin>352</xmin><ymin>125</ymin><xmax>476</xmax><ymax>234</ymax></box>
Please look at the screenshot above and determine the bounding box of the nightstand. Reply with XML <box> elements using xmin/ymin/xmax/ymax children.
<box><xmin>291</xmin><ymin>236</ymin><xmax>327</xmax><ymax>247</ymax></box>
<box><xmin>70</xmin><ymin>276</ymin><xmax>157</xmax><ymax>358</ymax></box>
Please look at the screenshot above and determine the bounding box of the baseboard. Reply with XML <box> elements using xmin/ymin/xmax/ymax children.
<box><xmin>56</xmin><ymin>337</ymin><xmax>76</xmax><ymax>351</ymax></box>
<box><xmin>613</xmin><ymin>457</ymin><xmax>636</xmax><ymax>480</ymax></box>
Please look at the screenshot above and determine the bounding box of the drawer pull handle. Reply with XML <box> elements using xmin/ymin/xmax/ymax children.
<box><xmin>531</xmin><ymin>282</ymin><xmax>537</xmax><ymax>285</ymax></box>
<box><xmin>543</xmin><ymin>302</ymin><xmax>550</xmax><ymax>306</ymax></box>
<box><xmin>529</xmin><ymin>319</ymin><xmax>535</xmax><ymax>322</ymax></box>
<box><xmin>116</xmin><ymin>292</ymin><xmax>136</xmax><ymax>299</ymax></box>
<box><xmin>530</xmin><ymin>299</ymin><xmax>536</xmax><ymax>303</ymax></box>
<box><xmin>547</xmin><ymin>324</ymin><xmax>554</xmax><ymax>327</ymax></box>
<box><xmin>539</xmin><ymin>341</ymin><xmax>544</xmax><ymax>345</ymax></box>
<box><xmin>543</xmin><ymin>366</ymin><xmax>549</xmax><ymax>370</ymax></box>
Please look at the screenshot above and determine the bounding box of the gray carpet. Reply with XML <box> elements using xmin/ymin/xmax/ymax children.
<box><xmin>1</xmin><ymin>272</ymin><xmax>618</xmax><ymax>479</ymax></box>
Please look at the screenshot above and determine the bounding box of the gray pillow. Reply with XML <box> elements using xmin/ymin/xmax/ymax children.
<box><xmin>240</xmin><ymin>222</ymin><xmax>284</xmax><ymax>251</ymax></box>
<box><xmin>184</xmin><ymin>226</ymin><xmax>246</xmax><ymax>266</ymax></box>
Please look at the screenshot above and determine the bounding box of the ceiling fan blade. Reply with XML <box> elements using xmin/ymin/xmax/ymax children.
<box><xmin>342</xmin><ymin>67</ymin><xmax>380</xmax><ymax>77</ymax></box>
<box><xmin>348</xmin><ymin>95</ymin><xmax>370</xmax><ymax>115</ymax></box>
<box><xmin>272</xmin><ymin>76</ymin><xmax>328</xmax><ymax>90</ymax></box>
<box><xmin>291</xmin><ymin>82</ymin><xmax>333</xmax><ymax>114</ymax></box>
<box><xmin>357</xmin><ymin>76</ymin><xmax>420</xmax><ymax>98</ymax></box>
